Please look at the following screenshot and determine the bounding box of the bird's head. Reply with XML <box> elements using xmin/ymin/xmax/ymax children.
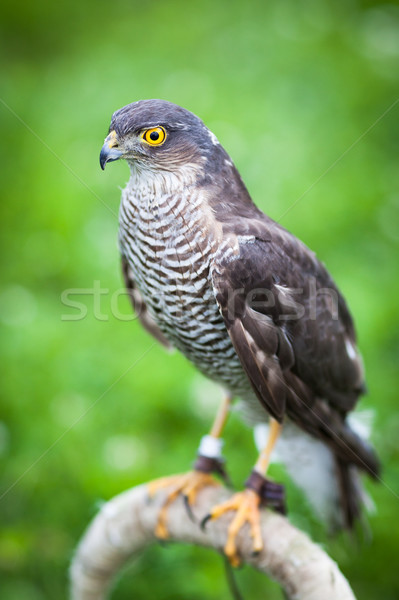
<box><xmin>100</xmin><ymin>99</ymin><xmax>223</xmax><ymax>177</ymax></box>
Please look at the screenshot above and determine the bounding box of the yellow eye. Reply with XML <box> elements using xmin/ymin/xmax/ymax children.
<box><xmin>142</xmin><ymin>126</ymin><xmax>166</xmax><ymax>146</ymax></box>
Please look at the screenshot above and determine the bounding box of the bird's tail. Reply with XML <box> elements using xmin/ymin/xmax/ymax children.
<box><xmin>332</xmin><ymin>411</ymin><xmax>380</xmax><ymax>531</ymax></box>
<box><xmin>335</xmin><ymin>458</ymin><xmax>371</xmax><ymax>531</ymax></box>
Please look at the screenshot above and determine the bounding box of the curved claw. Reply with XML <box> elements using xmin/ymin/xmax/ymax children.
<box><xmin>147</xmin><ymin>471</ymin><xmax>220</xmax><ymax>539</ymax></box>
<box><xmin>183</xmin><ymin>495</ymin><xmax>196</xmax><ymax>523</ymax></box>
<box><xmin>200</xmin><ymin>513</ymin><xmax>212</xmax><ymax>531</ymax></box>
<box><xmin>201</xmin><ymin>489</ymin><xmax>263</xmax><ymax>567</ymax></box>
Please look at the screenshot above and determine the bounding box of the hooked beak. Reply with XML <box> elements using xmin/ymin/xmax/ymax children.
<box><xmin>100</xmin><ymin>130</ymin><xmax>123</xmax><ymax>170</ymax></box>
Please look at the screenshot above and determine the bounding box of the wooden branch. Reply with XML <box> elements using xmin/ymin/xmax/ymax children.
<box><xmin>70</xmin><ymin>482</ymin><xmax>356</xmax><ymax>600</ymax></box>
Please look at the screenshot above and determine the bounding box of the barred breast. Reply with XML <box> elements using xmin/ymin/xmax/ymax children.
<box><xmin>118</xmin><ymin>175</ymin><xmax>249</xmax><ymax>395</ymax></box>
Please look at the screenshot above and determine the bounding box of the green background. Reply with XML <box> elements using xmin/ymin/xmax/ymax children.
<box><xmin>1</xmin><ymin>0</ymin><xmax>398</xmax><ymax>598</ymax></box>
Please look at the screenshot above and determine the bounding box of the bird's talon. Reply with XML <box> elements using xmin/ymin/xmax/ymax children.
<box><xmin>183</xmin><ymin>495</ymin><xmax>196</xmax><ymax>522</ymax></box>
<box><xmin>148</xmin><ymin>471</ymin><xmax>219</xmax><ymax>539</ymax></box>
<box><xmin>200</xmin><ymin>513</ymin><xmax>212</xmax><ymax>531</ymax></box>
<box><xmin>228</xmin><ymin>553</ymin><xmax>241</xmax><ymax>568</ymax></box>
<box><xmin>202</xmin><ymin>489</ymin><xmax>264</xmax><ymax>565</ymax></box>
<box><xmin>154</xmin><ymin>521</ymin><xmax>169</xmax><ymax>540</ymax></box>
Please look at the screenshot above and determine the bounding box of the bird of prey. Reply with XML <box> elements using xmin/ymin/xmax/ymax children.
<box><xmin>99</xmin><ymin>99</ymin><xmax>379</xmax><ymax>566</ymax></box>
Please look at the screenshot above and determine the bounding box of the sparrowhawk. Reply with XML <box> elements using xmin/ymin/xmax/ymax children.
<box><xmin>99</xmin><ymin>99</ymin><xmax>379</xmax><ymax>566</ymax></box>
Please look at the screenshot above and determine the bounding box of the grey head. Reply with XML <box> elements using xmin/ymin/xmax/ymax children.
<box><xmin>99</xmin><ymin>99</ymin><xmax>226</xmax><ymax>174</ymax></box>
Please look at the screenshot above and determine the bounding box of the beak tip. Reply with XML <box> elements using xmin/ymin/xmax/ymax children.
<box><xmin>99</xmin><ymin>147</ymin><xmax>107</xmax><ymax>170</ymax></box>
<box><xmin>99</xmin><ymin>143</ymin><xmax>122</xmax><ymax>170</ymax></box>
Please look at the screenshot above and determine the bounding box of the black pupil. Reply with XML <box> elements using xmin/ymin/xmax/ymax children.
<box><xmin>149</xmin><ymin>130</ymin><xmax>160</xmax><ymax>141</ymax></box>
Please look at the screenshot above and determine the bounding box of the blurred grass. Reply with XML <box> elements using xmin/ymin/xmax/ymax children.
<box><xmin>0</xmin><ymin>0</ymin><xmax>398</xmax><ymax>598</ymax></box>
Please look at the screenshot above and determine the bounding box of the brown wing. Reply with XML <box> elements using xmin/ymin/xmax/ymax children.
<box><xmin>121</xmin><ymin>255</ymin><xmax>171</xmax><ymax>348</ymax></box>
<box><xmin>210</xmin><ymin>228</ymin><xmax>381</xmax><ymax>478</ymax></box>
<box><xmin>211</xmin><ymin>226</ymin><xmax>365</xmax><ymax>420</ymax></box>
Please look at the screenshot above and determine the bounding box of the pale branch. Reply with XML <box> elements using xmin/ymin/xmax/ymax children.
<box><xmin>70</xmin><ymin>482</ymin><xmax>356</xmax><ymax>600</ymax></box>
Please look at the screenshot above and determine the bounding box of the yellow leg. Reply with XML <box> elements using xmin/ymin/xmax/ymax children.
<box><xmin>210</xmin><ymin>393</ymin><xmax>232</xmax><ymax>437</ymax></box>
<box><xmin>254</xmin><ymin>418</ymin><xmax>282</xmax><ymax>474</ymax></box>
<box><xmin>204</xmin><ymin>418</ymin><xmax>283</xmax><ymax>566</ymax></box>
<box><xmin>148</xmin><ymin>393</ymin><xmax>232</xmax><ymax>539</ymax></box>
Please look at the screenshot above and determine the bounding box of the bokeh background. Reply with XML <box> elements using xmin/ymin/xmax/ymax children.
<box><xmin>1</xmin><ymin>0</ymin><xmax>398</xmax><ymax>598</ymax></box>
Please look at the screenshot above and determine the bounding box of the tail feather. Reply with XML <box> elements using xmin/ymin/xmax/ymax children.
<box><xmin>331</xmin><ymin>422</ymin><xmax>380</xmax><ymax>481</ymax></box>
<box><xmin>336</xmin><ymin>459</ymin><xmax>362</xmax><ymax>530</ymax></box>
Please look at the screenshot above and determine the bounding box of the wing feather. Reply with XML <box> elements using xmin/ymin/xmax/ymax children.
<box><xmin>229</xmin><ymin>318</ymin><xmax>286</xmax><ymax>421</ymax></box>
